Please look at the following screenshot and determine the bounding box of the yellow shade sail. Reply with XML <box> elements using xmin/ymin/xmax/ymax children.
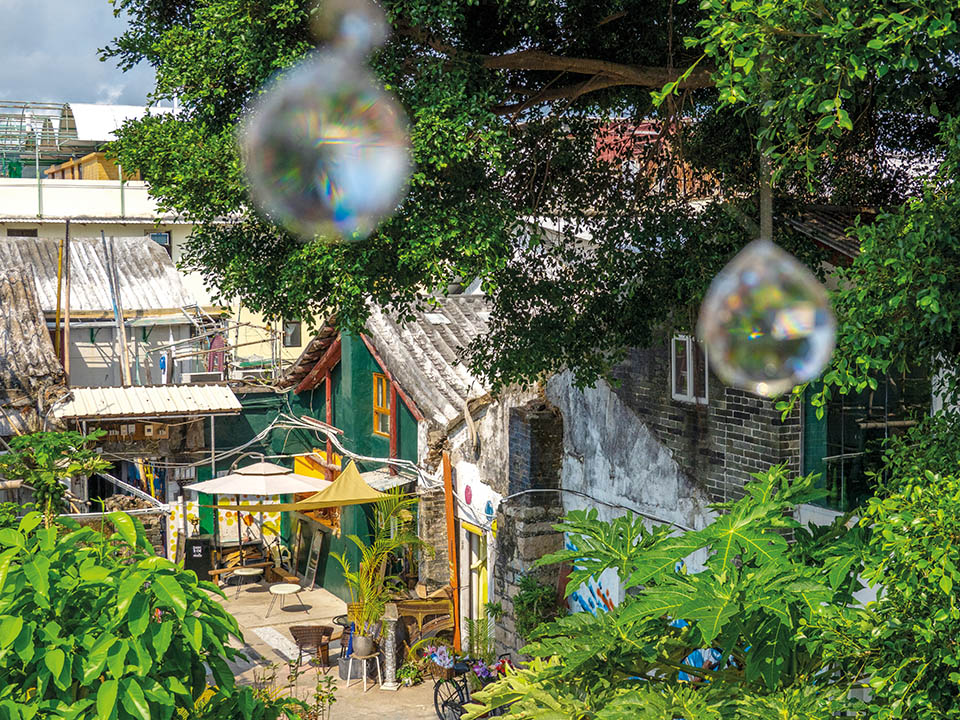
<box><xmin>212</xmin><ymin>460</ymin><xmax>392</xmax><ymax>513</ymax></box>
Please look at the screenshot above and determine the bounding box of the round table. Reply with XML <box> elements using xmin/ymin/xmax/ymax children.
<box><xmin>232</xmin><ymin>567</ymin><xmax>264</xmax><ymax>596</ymax></box>
<box><xmin>266</xmin><ymin>582</ymin><xmax>306</xmax><ymax>618</ymax></box>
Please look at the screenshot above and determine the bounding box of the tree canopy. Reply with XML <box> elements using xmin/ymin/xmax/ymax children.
<box><xmin>106</xmin><ymin>0</ymin><xmax>960</xmax><ymax>391</ymax></box>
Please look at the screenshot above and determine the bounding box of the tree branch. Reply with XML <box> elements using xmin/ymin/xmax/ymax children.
<box><xmin>482</xmin><ymin>49</ymin><xmax>713</xmax><ymax>90</ymax></box>
<box><xmin>395</xmin><ymin>23</ymin><xmax>715</xmax><ymax>112</ymax></box>
<box><xmin>494</xmin><ymin>75</ymin><xmax>629</xmax><ymax>115</ymax></box>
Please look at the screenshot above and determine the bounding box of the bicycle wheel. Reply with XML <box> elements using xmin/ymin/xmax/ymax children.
<box><xmin>434</xmin><ymin>678</ymin><xmax>466</xmax><ymax>720</ymax></box>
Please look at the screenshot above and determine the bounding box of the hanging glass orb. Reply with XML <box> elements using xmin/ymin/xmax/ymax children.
<box><xmin>240</xmin><ymin>51</ymin><xmax>411</xmax><ymax>242</ymax></box>
<box><xmin>697</xmin><ymin>238</ymin><xmax>836</xmax><ymax>397</ymax></box>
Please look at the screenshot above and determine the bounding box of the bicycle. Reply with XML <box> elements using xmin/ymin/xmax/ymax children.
<box><xmin>433</xmin><ymin>655</ymin><xmax>511</xmax><ymax>720</ymax></box>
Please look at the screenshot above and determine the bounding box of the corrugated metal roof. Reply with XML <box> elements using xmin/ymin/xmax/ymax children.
<box><xmin>0</xmin><ymin>236</ymin><xmax>199</xmax><ymax>314</ymax></box>
<box><xmin>60</xmin><ymin>103</ymin><xmax>173</xmax><ymax>144</ymax></box>
<box><xmin>782</xmin><ymin>206</ymin><xmax>876</xmax><ymax>260</ymax></box>
<box><xmin>54</xmin><ymin>384</ymin><xmax>242</xmax><ymax>420</ymax></box>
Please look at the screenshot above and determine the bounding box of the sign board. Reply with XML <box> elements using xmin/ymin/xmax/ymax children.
<box><xmin>303</xmin><ymin>530</ymin><xmax>323</xmax><ymax>590</ymax></box>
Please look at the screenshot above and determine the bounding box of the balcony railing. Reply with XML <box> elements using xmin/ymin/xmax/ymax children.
<box><xmin>0</xmin><ymin>177</ymin><xmax>160</xmax><ymax>219</ymax></box>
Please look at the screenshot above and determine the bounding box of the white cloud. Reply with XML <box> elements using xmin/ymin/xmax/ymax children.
<box><xmin>0</xmin><ymin>0</ymin><xmax>156</xmax><ymax>105</ymax></box>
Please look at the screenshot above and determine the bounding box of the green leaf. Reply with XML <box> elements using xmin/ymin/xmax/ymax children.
<box><xmin>127</xmin><ymin>593</ymin><xmax>150</xmax><ymax>636</ymax></box>
<box><xmin>151</xmin><ymin>575</ymin><xmax>187</xmax><ymax>618</ymax></box>
<box><xmin>0</xmin><ymin>548</ymin><xmax>21</xmax><ymax>592</ymax></box>
<box><xmin>23</xmin><ymin>557</ymin><xmax>50</xmax><ymax>598</ymax></box>
<box><xmin>0</xmin><ymin>529</ymin><xmax>23</xmax><ymax>548</ymax></box>
<box><xmin>183</xmin><ymin>616</ymin><xmax>203</xmax><ymax>652</ymax></box>
<box><xmin>208</xmin><ymin>655</ymin><xmax>235</xmax><ymax>691</ymax></box>
<box><xmin>116</xmin><ymin>572</ymin><xmax>146</xmax><ymax>615</ymax></box>
<box><xmin>45</xmin><ymin>648</ymin><xmax>70</xmax><ymax>689</ymax></box>
<box><xmin>0</xmin><ymin>617</ymin><xmax>23</xmax><ymax>647</ymax></box>
<box><xmin>18</xmin><ymin>512</ymin><xmax>41</xmax><ymax>535</ymax></box>
<box><xmin>97</xmin><ymin>679</ymin><xmax>118</xmax><ymax>720</ymax></box>
<box><xmin>108</xmin><ymin>513</ymin><xmax>137</xmax><ymax>548</ymax></box>
<box><xmin>120</xmin><ymin>678</ymin><xmax>150</xmax><ymax>720</ymax></box>
<box><xmin>940</xmin><ymin>574</ymin><xmax>953</xmax><ymax>594</ymax></box>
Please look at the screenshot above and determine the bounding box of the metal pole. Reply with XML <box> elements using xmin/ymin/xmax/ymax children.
<box><xmin>35</xmin><ymin>142</ymin><xmax>42</xmax><ymax>218</ymax></box>
<box><xmin>119</xmin><ymin>163</ymin><xmax>125</xmax><ymax>218</ymax></box>
<box><xmin>63</xmin><ymin>220</ymin><xmax>71</xmax><ymax>384</ymax></box>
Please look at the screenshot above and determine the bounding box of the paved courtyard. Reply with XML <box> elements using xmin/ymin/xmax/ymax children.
<box><xmin>215</xmin><ymin>580</ymin><xmax>436</xmax><ymax>719</ymax></box>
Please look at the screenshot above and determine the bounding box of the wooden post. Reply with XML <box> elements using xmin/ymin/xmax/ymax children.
<box><xmin>63</xmin><ymin>220</ymin><xmax>71</xmax><ymax>384</ymax></box>
<box><xmin>54</xmin><ymin>233</ymin><xmax>64</xmax><ymax>360</ymax></box>
<box><xmin>442</xmin><ymin>451</ymin><xmax>461</xmax><ymax>652</ymax></box>
<box><xmin>325</xmin><ymin>368</ymin><xmax>333</xmax><ymax>483</ymax></box>
<box><xmin>388</xmin><ymin>382</ymin><xmax>398</xmax><ymax>475</ymax></box>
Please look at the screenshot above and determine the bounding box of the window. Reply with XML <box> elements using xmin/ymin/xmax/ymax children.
<box><xmin>803</xmin><ymin>369</ymin><xmax>930</xmax><ymax>511</ymax></box>
<box><xmin>671</xmin><ymin>334</ymin><xmax>708</xmax><ymax>404</ymax></box>
<box><xmin>7</xmin><ymin>228</ymin><xmax>38</xmax><ymax>237</ymax></box>
<box><xmin>147</xmin><ymin>231</ymin><xmax>171</xmax><ymax>256</ymax></box>
<box><xmin>373</xmin><ymin>373</ymin><xmax>390</xmax><ymax>437</ymax></box>
<box><xmin>282</xmin><ymin>320</ymin><xmax>302</xmax><ymax>347</ymax></box>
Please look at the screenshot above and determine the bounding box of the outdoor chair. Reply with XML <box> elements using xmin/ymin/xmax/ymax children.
<box><xmin>289</xmin><ymin>625</ymin><xmax>334</xmax><ymax>670</ymax></box>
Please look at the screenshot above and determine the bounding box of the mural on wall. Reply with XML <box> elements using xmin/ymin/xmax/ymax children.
<box><xmin>454</xmin><ymin>460</ymin><xmax>502</xmax><ymax>529</ymax></box>
<box><xmin>564</xmin><ymin>536</ymin><xmax>621</xmax><ymax>615</ymax></box>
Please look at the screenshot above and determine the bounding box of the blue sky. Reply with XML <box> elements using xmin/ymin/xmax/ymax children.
<box><xmin>0</xmin><ymin>0</ymin><xmax>156</xmax><ymax>105</ymax></box>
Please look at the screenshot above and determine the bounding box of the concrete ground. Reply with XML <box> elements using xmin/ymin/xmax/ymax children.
<box><xmin>215</xmin><ymin>579</ymin><xmax>436</xmax><ymax>719</ymax></box>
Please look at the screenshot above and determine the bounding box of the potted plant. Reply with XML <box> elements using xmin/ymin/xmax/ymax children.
<box><xmin>397</xmin><ymin>660</ymin><xmax>423</xmax><ymax>687</ymax></box>
<box><xmin>332</xmin><ymin>489</ymin><xmax>428</xmax><ymax>658</ymax></box>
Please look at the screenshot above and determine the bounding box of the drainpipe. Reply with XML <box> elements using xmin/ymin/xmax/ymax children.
<box><xmin>35</xmin><ymin>143</ymin><xmax>42</xmax><ymax>217</ymax></box>
<box><xmin>119</xmin><ymin>163</ymin><xmax>126</xmax><ymax>218</ymax></box>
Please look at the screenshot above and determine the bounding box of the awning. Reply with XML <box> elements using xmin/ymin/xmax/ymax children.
<box><xmin>218</xmin><ymin>461</ymin><xmax>392</xmax><ymax>512</ymax></box>
<box><xmin>184</xmin><ymin>461</ymin><xmax>332</xmax><ymax>495</ymax></box>
<box><xmin>361</xmin><ymin>468</ymin><xmax>415</xmax><ymax>492</ymax></box>
<box><xmin>54</xmin><ymin>384</ymin><xmax>242</xmax><ymax>420</ymax></box>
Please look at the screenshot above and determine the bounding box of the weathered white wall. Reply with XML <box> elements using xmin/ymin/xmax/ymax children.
<box><xmin>66</xmin><ymin>322</ymin><xmax>197</xmax><ymax>387</ymax></box>
<box><xmin>546</xmin><ymin>371</ymin><xmax>714</xmax><ymax>534</ymax></box>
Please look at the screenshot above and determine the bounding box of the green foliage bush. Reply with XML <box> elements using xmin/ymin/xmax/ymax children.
<box><xmin>513</xmin><ymin>575</ymin><xmax>563</xmax><ymax>642</ymax></box>
<box><xmin>0</xmin><ymin>510</ymin><xmax>293</xmax><ymax>720</ymax></box>
<box><xmin>0</xmin><ymin>431</ymin><xmax>109</xmax><ymax>525</ymax></box>
<box><xmin>469</xmin><ymin>465</ymin><xmax>960</xmax><ymax>718</ymax></box>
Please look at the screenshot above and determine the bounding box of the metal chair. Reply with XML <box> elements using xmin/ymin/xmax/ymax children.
<box><xmin>289</xmin><ymin>625</ymin><xmax>334</xmax><ymax>670</ymax></box>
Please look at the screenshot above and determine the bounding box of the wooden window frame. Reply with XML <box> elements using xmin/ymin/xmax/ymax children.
<box><xmin>373</xmin><ymin>373</ymin><xmax>390</xmax><ymax>437</ymax></box>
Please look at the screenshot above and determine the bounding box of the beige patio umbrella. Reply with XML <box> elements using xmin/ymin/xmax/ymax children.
<box><xmin>186</xmin><ymin>460</ymin><xmax>332</xmax><ymax>564</ymax></box>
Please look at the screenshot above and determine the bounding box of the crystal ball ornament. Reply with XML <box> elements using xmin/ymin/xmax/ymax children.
<box><xmin>240</xmin><ymin>52</ymin><xmax>411</xmax><ymax>241</ymax></box>
<box><xmin>696</xmin><ymin>238</ymin><xmax>836</xmax><ymax>397</ymax></box>
<box><xmin>311</xmin><ymin>0</ymin><xmax>389</xmax><ymax>56</ymax></box>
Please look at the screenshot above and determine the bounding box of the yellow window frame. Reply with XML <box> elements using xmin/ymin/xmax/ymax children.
<box><xmin>373</xmin><ymin>373</ymin><xmax>390</xmax><ymax>437</ymax></box>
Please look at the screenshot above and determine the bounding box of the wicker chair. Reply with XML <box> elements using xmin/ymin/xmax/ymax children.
<box><xmin>289</xmin><ymin>625</ymin><xmax>334</xmax><ymax>670</ymax></box>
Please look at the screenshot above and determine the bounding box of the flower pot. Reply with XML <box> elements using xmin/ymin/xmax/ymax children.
<box><xmin>353</xmin><ymin>634</ymin><xmax>374</xmax><ymax>656</ymax></box>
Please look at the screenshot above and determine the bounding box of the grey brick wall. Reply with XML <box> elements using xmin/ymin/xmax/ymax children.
<box><xmin>495</xmin><ymin>399</ymin><xmax>564</xmax><ymax>658</ymax></box>
<box><xmin>609</xmin><ymin>346</ymin><xmax>801</xmax><ymax>503</ymax></box>
<box><xmin>418</xmin><ymin>487</ymin><xmax>450</xmax><ymax>592</ymax></box>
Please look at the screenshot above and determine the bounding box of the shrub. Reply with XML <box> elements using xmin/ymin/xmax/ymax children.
<box><xmin>0</xmin><ymin>510</ymin><xmax>292</xmax><ymax>720</ymax></box>
<box><xmin>513</xmin><ymin>574</ymin><xmax>563</xmax><ymax>641</ymax></box>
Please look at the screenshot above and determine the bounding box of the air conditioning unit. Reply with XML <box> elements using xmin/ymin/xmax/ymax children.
<box><xmin>182</xmin><ymin>371</ymin><xmax>224</xmax><ymax>384</ymax></box>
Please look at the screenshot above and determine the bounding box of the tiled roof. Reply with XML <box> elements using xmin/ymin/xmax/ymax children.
<box><xmin>364</xmin><ymin>295</ymin><xmax>491</xmax><ymax>428</ymax></box>
<box><xmin>0</xmin><ymin>271</ymin><xmax>64</xmax><ymax>407</ymax></box>
<box><xmin>282</xmin><ymin>295</ymin><xmax>492</xmax><ymax>429</ymax></box>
